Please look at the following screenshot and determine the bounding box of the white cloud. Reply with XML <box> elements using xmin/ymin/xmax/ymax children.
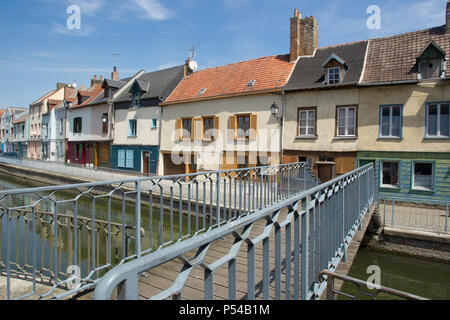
<box><xmin>132</xmin><ymin>0</ymin><xmax>173</xmax><ymax>20</ymax></box>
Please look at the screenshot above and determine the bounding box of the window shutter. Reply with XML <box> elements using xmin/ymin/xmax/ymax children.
<box><xmin>249</xmin><ymin>114</ymin><xmax>258</xmax><ymax>140</ymax></box>
<box><xmin>118</xmin><ymin>150</ymin><xmax>125</xmax><ymax>167</ymax></box>
<box><xmin>176</xmin><ymin>118</ymin><xmax>182</xmax><ymax>140</ymax></box>
<box><xmin>228</xmin><ymin>115</ymin><xmax>236</xmax><ymax>140</ymax></box>
<box><xmin>193</xmin><ymin>118</ymin><xmax>202</xmax><ymax>141</ymax></box>
<box><xmin>213</xmin><ymin>116</ymin><xmax>219</xmax><ymax>140</ymax></box>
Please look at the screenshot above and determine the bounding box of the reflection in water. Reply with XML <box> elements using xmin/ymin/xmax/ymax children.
<box><xmin>340</xmin><ymin>248</ymin><xmax>450</xmax><ymax>300</ymax></box>
<box><xmin>0</xmin><ymin>172</ymin><xmax>197</xmax><ymax>288</ymax></box>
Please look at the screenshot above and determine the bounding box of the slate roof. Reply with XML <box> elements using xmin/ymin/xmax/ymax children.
<box><xmin>361</xmin><ymin>25</ymin><xmax>450</xmax><ymax>83</ymax></box>
<box><xmin>285</xmin><ymin>41</ymin><xmax>368</xmax><ymax>91</ymax></box>
<box><xmin>163</xmin><ymin>55</ymin><xmax>294</xmax><ymax>105</ymax></box>
<box><xmin>114</xmin><ymin>65</ymin><xmax>185</xmax><ymax>103</ymax></box>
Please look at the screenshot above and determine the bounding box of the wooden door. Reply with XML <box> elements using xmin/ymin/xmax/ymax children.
<box><xmin>318</xmin><ymin>163</ymin><xmax>335</xmax><ymax>182</ymax></box>
<box><xmin>95</xmin><ymin>143</ymin><xmax>100</xmax><ymax>167</ymax></box>
<box><xmin>143</xmin><ymin>151</ymin><xmax>150</xmax><ymax>174</ymax></box>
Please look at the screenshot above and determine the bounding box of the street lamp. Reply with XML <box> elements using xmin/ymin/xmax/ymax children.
<box><xmin>270</xmin><ymin>102</ymin><xmax>280</xmax><ymax>120</ymax></box>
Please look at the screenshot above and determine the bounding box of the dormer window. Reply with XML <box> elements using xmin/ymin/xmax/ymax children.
<box><xmin>322</xmin><ymin>53</ymin><xmax>347</xmax><ymax>85</ymax></box>
<box><xmin>417</xmin><ymin>41</ymin><xmax>446</xmax><ymax>79</ymax></box>
<box><xmin>327</xmin><ymin>67</ymin><xmax>341</xmax><ymax>85</ymax></box>
<box><xmin>133</xmin><ymin>92</ymin><xmax>141</xmax><ymax>107</ymax></box>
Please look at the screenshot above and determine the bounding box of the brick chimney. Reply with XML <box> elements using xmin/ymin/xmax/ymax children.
<box><xmin>290</xmin><ymin>9</ymin><xmax>319</xmax><ymax>62</ymax></box>
<box><xmin>56</xmin><ymin>82</ymin><xmax>68</xmax><ymax>90</ymax></box>
<box><xmin>446</xmin><ymin>0</ymin><xmax>450</xmax><ymax>34</ymax></box>
<box><xmin>184</xmin><ymin>57</ymin><xmax>193</xmax><ymax>78</ymax></box>
<box><xmin>111</xmin><ymin>67</ymin><xmax>119</xmax><ymax>80</ymax></box>
<box><xmin>91</xmin><ymin>75</ymin><xmax>103</xmax><ymax>87</ymax></box>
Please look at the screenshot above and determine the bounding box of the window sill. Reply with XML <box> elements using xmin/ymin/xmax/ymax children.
<box><xmin>410</xmin><ymin>187</ymin><xmax>435</xmax><ymax>193</ymax></box>
<box><xmin>380</xmin><ymin>185</ymin><xmax>401</xmax><ymax>191</ymax></box>
<box><xmin>296</xmin><ymin>135</ymin><xmax>318</xmax><ymax>140</ymax></box>
<box><xmin>333</xmin><ymin>136</ymin><xmax>358</xmax><ymax>141</ymax></box>
<box><xmin>377</xmin><ymin>137</ymin><xmax>402</xmax><ymax>141</ymax></box>
<box><xmin>423</xmin><ymin>136</ymin><xmax>450</xmax><ymax>140</ymax></box>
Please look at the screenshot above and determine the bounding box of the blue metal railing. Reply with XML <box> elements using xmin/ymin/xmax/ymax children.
<box><xmin>93</xmin><ymin>163</ymin><xmax>376</xmax><ymax>300</ymax></box>
<box><xmin>380</xmin><ymin>196</ymin><xmax>449</xmax><ymax>234</ymax></box>
<box><xmin>0</xmin><ymin>162</ymin><xmax>319</xmax><ymax>300</ymax></box>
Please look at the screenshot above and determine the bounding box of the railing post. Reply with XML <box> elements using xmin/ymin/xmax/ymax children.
<box><xmin>135</xmin><ymin>181</ymin><xmax>142</xmax><ymax>257</ymax></box>
<box><xmin>445</xmin><ymin>202</ymin><xmax>448</xmax><ymax>234</ymax></box>
<box><xmin>117</xmin><ymin>273</ymin><xmax>139</xmax><ymax>300</ymax></box>
<box><xmin>391</xmin><ymin>199</ymin><xmax>395</xmax><ymax>228</ymax></box>
<box><xmin>326</xmin><ymin>275</ymin><xmax>335</xmax><ymax>301</ymax></box>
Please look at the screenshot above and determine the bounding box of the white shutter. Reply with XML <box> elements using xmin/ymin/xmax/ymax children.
<box><xmin>126</xmin><ymin>150</ymin><xmax>134</xmax><ymax>168</ymax></box>
<box><xmin>118</xmin><ymin>150</ymin><xmax>125</xmax><ymax>168</ymax></box>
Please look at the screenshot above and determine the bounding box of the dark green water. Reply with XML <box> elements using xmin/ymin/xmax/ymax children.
<box><xmin>340</xmin><ymin>248</ymin><xmax>450</xmax><ymax>300</ymax></box>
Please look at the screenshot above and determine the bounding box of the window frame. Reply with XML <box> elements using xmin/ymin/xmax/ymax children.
<box><xmin>297</xmin><ymin>107</ymin><xmax>317</xmax><ymax>138</ymax></box>
<box><xmin>425</xmin><ymin>102</ymin><xmax>450</xmax><ymax>139</ymax></box>
<box><xmin>202</xmin><ymin>116</ymin><xmax>215</xmax><ymax>140</ymax></box>
<box><xmin>102</xmin><ymin>113</ymin><xmax>109</xmax><ymax>134</ymax></box>
<box><xmin>411</xmin><ymin>160</ymin><xmax>435</xmax><ymax>191</ymax></box>
<box><xmin>236</xmin><ymin>114</ymin><xmax>251</xmax><ymax>139</ymax></box>
<box><xmin>380</xmin><ymin>160</ymin><xmax>401</xmax><ymax>189</ymax></box>
<box><xmin>128</xmin><ymin>119</ymin><xmax>137</xmax><ymax>137</ymax></box>
<box><xmin>336</xmin><ymin>105</ymin><xmax>358</xmax><ymax>137</ymax></box>
<box><xmin>379</xmin><ymin>105</ymin><xmax>403</xmax><ymax>139</ymax></box>
<box><xmin>73</xmin><ymin>117</ymin><xmax>82</xmax><ymax>134</ymax></box>
<box><xmin>327</xmin><ymin>67</ymin><xmax>341</xmax><ymax>85</ymax></box>
<box><xmin>181</xmin><ymin>118</ymin><xmax>193</xmax><ymax>140</ymax></box>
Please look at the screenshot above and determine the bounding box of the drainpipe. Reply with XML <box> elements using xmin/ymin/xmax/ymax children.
<box><xmin>281</xmin><ymin>89</ymin><xmax>286</xmax><ymax>164</ymax></box>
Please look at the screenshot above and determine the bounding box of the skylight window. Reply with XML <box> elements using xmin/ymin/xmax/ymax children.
<box><xmin>246</xmin><ymin>80</ymin><xmax>256</xmax><ymax>88</ymax></box>
<box><xmin>198</xmin><ymin>88</ymin><xmax>206</xmax><ymax>95</ymax></box>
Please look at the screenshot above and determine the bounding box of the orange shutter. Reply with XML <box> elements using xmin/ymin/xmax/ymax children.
<box><xmin>249</xmin><ymin>114</ymin><xmax>258</xmax><ymax>140</ymax></box>
<box><xmin>176</xmin><ymin>118</ymin><xmax>182</xmax><ymax>140</ymax></box>
<box><xmin>213</xmin><ymin>116</ymin><xmax>219</xmax><ymax>140</ymax></box>
<box><xmin>193</xmin><ymin>118</ymin><xmax>202</xmax><ymax>140</ymax></box>
<box><xmin>228</xmin><ymin>115</ymin><xmax>236</xmax><ymax>141</ymax></box>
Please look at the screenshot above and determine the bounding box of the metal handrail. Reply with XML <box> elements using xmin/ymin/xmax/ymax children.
<box><xmin>0</xmin><ymin>161</ymin><xmax>319</xmax><ymax>300</ymax></box>
<box><xmin>319</xmin><ymin>270</ymin><xmax>428</xmax><ymax>300</ymax></box>
<box><xmin>93</xmin><ymin>163</ymin><xmax>376</xmax><ymax>300</ymax></box>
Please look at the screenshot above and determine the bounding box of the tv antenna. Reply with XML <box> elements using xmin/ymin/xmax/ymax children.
<box><xmin>183</xmin><ymin>44</ymin><xmax>200</xmax><ymax>59</ymax></box>
<box><xmin>111</xmin><ymin>53</ymin><xmax>120</xmax><ymax>67</ymax></box>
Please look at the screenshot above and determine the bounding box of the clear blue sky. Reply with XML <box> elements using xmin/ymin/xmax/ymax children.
<box><xmin>0</xmin><ymin>0</ymin><xmax>448</xmax><ymax>108</ymax></box>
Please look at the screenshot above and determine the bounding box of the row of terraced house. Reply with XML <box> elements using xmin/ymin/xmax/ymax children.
<box><xmin>1</xmin><ymin>4</ymin><xmax>449</xmax><ymax>202</ymax></box>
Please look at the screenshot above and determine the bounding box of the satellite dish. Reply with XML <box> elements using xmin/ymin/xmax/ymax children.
<box><xmin>72</xmin><ymin>82</ymin><xmax>77</xmax><ymax>88</ymax></box>
<box><xmin>189</xmin><ymin>60</ymin><xmax>198</xmax><ymax>72</ymax></box>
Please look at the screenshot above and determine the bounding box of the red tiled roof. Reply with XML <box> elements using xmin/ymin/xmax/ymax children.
<box><xmin>70</xmin><ymin>84</ymin><xmax>104</xmax><ymax>109</ymax></box>
<box><xmin>163</xmin><ymin>54</ymin><xmax>294</xmax><ymax>105</ymax></box>
<box><xmin>13</xmin><ymin>114</ymin><xmax>28</xmax><ymax>125</ymax></box>
<box><xmin>362</xmin><ymin>25</ymin><xmax>450</xmax><ymax>83</ymax></box>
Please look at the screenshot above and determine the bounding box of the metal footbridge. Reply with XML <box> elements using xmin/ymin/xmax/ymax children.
<box><xmin>0</xmin><ymin>162</ymin><xmax>377</xmax><ymax>300</ymax></box>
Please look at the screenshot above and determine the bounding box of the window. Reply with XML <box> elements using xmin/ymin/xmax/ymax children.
<box><xmin>60</xmin><ymin>119</ymin><xmax>64</xmax><ymax>135</ymax></box>
<box><xmin>427</xmin><ymin>103</ymin><xmax>449</xmax><ymax>138</ymax></box>
<box><xmin>73</xmin><ymin>117</ymin><xmax>82</xmax><ymax>134</ymax></box>
<box><xmin>198</xmin><ymin>88</ymin><xmax>206</xmax><ymax>95</ymax></box>
<box><xmin>327</xmin><ymin>67</ymin><xmax>341</xmax><ymax>84</ymax></box>
<box><xmin>381</xmin><ymin>161</ymin><xmax>400</xmax><ymax>188</ymax></box>
<box><xmin>380</xmin><ymin>105</ymin><xmax>402</xmax><ymax>138</ymax></box>
<box><xmin>237</xmin><ymin>115</ymin><xmax>250</xmax><ymax>139</ymax></box>
<box><xmin>118</xmin><ymin>149</ymin><xmax>134</xmax><ymax>168</ymax></box>
<box><xmin>182</xmin><ymin>118</ymin><xmax>192</xmax><ymax>139</ymax></box>
<box><xmin>126</xmin><ymin>150</ymin><xmax>134</xmax><ymax>168</ymax></box>
<box><xmin>152</xmin><ymin>119</ymin><xmax>157</xmax><ymax>129</ymax></box>
<box><xmin>237</xmin><ymin>154</ymin><xmax>249</xmax><ymax>169</ymax></box>
<box><xmin>337</xmin><ymin>106</ymin><xmax>357</xmax><ymax>137</ymax></box>
<box><xmin>129</xmin><ymin>120</ymin><xmax>137</xmax><ymax>137</ymax></box>
<box><xmin>412</xmin><ymin>162</ymin><xmax>434</xmax><ymax>190</ymax></box>
<box><xmin>118</xmin><ymin>150</ymin><xmax>125</xmax><ymax>168</ymax></box>
<box><xmin>298</xmin><ymin>108</ymin><xmax>316</xmax><ymax>137</ymax></box>
<box><xmin>102</xmin><ymin>113</ymin><xmax>109</xmax><ymax>134</ymax></box>
<box><xmin>203</xmin><ymin>117</ymin><xmax>215</xmax><ymax>139</ymax></box>
<box><xmin>133</xmin><ymin>92</ymin><xmax>141</xmax><ymax>107</ymax></box>
<box><xmin>21</xmin><ymin>125</ymin><xmax>24</xmax><ymax>138</ymax></box>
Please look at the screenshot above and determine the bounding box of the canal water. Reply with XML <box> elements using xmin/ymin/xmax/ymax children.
<box><xmin>340</xmin><ymin>248</ymin><xmax>450</xmax><ymax>300</ymax></box>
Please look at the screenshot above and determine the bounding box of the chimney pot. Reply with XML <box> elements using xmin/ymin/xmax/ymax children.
<box><xmin>111</xmin><ymin>67</ymin><xmax>119</xmax><ymax>80</ymax></box>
